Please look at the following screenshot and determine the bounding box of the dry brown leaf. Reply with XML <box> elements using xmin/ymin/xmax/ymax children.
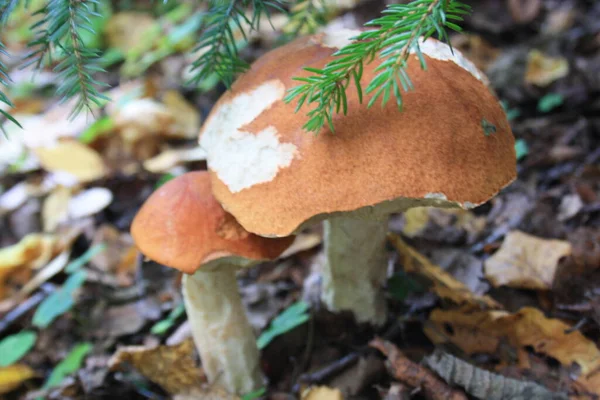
<box><xmin>108</xmin><ymin>338</ymin><xmax>205</xmax><ymax>395</ymax></box>
<box><xmin>450</xmin><ymin>34</ymin><xmax>500</xmax><ymax>71</ymax></box>
<box><xmin>525</xmin><ymin>49</ymin><xmax>569</xmax><ymax>87</ymax></box>
<box><xmin>301</xmin><ymin>386</ymin><xmax>344</xmax><ymax>400</ymax></box>
<box><xmin>0</xmin><ymin>364</ymin><xmax>36</xmax><ymax>394</ymax></box>
<box><xmin>0</xmin><ymin>234</ymin><xmax>60</xmax><ymax>298</ymax></box>
<box><xmin>34</xmin><ymin>141</ymin><xmax>107</xmax><ymax>183</ymax></box>
<box><xmin>484</xmin><ymin>231</ymin><xmax>572</xmax><ymax>290</ymax></box>
<box><xmin>279</xmin><ymin>233</ymin><xmax>322</xmax><ymax>259</ymax></box>
<box><xmin>370</xmin><ymin>338</ymin><xmax>467</xmax><ymax>400</ymax></box>
<box><xmin>388</xmin><ymin>233</ymin><xmax>501</xmax><ymax>309</ymax></box>
<box><xmin>425</xmin><ymin>307</ymin><xmax>600</xmax><ymax>394</ymax></box>
<box><xmin>89</xmin><ymin>225</ymin><xmax>136</xmax><ymax>286</ymax></box>
<box><xmin>507</xmin><ymin>0</ymin><xmax>542</xmax><ymax>23</ymax></box>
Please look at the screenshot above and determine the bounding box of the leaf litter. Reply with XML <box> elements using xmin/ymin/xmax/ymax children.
<box><xmin>0</xmin><ymin>1</ymin><xmax>599</xmax><ymax>399</ymax></box>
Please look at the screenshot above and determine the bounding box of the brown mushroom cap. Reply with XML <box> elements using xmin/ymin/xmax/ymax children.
<box><xmin>130</xmin><ymin>171</ymin><xmax>293</xmax><ymax>274</ymax></box>
<box><xmin>199</xmin><ymin>33</ymin><xmax>516</xmax><ymax>237</ymax></box>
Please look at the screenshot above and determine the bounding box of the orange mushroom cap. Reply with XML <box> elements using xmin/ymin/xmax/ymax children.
<box><xmin>131</xmin><ymin>171</ymin><xmax>294</xmax><ymax>274</ymax></box>
<box><xmin>199</xmin><ymin>33</ymin><xmax>517</xmax><ymax>237</ymax></box>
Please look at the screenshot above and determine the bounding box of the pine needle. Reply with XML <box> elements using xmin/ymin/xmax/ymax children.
<box><xmin>284</xmin><ymin>0</ymin><xmax>471</xmax><ymax>134</ymax></box>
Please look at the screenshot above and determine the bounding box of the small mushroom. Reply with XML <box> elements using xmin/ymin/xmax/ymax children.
<box><xmin>199</xmin><ymin>31</ymin><xmax>516</xmax><ymax>324</ymax></box>
<box><xmin>131</xmin><ymin>171</ymin><xmax>293</xmax><ymax>394</ymax></box>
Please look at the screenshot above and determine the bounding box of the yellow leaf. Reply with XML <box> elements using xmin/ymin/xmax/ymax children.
<box><xmin>425</xmin><ymin>307</ymin><xmax>600</xmax><ymax>393</ymax></box>
<box><xmin>301</xmin><ymin>386</ymin><xmax>344</xmax><ymax>400</ymax></box>
<box><xmin>388</xmin><ymin>233</ymin><xmax>501</xmax><ymax>309</ymax></box>
<box><xmin>162</xmin><ymin>91</ymin><xmax>201</xmax><ymax>139</ymax></box>
<box><xmin>0</xmin><ymin>364</ymin><xmax>36</xmax><ymax>394</ymax></box>
<box><xmin>109</xmin><ymin>338</ymin><xmax>205</xmax><ymax>395</ymax></box>
<box><xmin>34</xmin><ymin>141</ymin><xmax>107</xmax><ymax>183</ymax></box>
<box><xmin>484</xmin><ymin>230</ymin><xmax>572</xmax><ymax>290</ymax></box>
<box><xmin>42</xmin><ymin>187</ymin><xmax>72</xmax><ymax>232</ymax></box>
<box><xmin>525</xmin><ymin>49</ymin><xmax>569</xmax><ymax>87</ymax></box>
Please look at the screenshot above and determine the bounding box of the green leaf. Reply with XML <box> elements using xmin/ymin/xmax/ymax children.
<box><xmin>537</xmin><ymin>93</ymin><xmax>564</xmax><ymax>113</ymax></box>
<box><xmin>0</xmin><ymin>331</ymin><xmax>37</xmax><ymax>367</ymax></box>
<box><xmin>257</xmin><ymin>301</ymin><xmax>310</xmax><ymax>349</ymax></box>
<box><xmin>33</xmin><ymin>270</ymin><xmax>87</xmax><ymax>328</ymax></box>
<box><xmin>500</xmin><ymin>100</ymin><xmax>520</xmax><ymax>121</ymax></box>
<box><xmin>79</xmin><ymin>117</ymin><xmax>115</xmax><ymax>144</ymax></box>
<box><xmin>387</xmin><ymin>272</ymin><xmax>423</xmax><ymax>302</ymax></box>
<box><xmin>155</xmin><ymin>173</ymin><xmax>176</xmax><ymax>189</ymax></box>
<box><xmin>43</xmin><ymin>342</ymin><xmax>93</xmax><ymax>390</ymax></box>
<box><xmin>65</xmin><ymin>244</ymin><xmax>107</xmax><ymax>273</ymax></box>
<box><xmin>151</xmin><ymin>303</ymin><xmax>185</xmax><ymax>335</ymax></box>
<box><xmin>242</xmin><ymin>387</ymin><xmax>266</xmax><ymax>400</ymax></box>
<box><xmin>515</xmin><ymin>139</ymin><xmax>529</xmax><ymax>161</ymax></box>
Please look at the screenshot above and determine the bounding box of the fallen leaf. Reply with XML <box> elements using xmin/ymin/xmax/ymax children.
<box><xmin>104</xmin><ymin>12</ymin><xmax>157</xmax><ymax>54</ymax></box>
<box><xmin>109</xmin><ymin>338</ymin><xmax>205</xmax><ymax>395</ymax></box>
<box><xmin>32</xmin><ymin>269</ymin><xmax>87</xmax><ymax>328</ymax></box>
<box><xmin>423</xmin><ymin>351</ymin><xmax>567</xmax><ymax>400</ymax></box>
<box><xmin>484</xmin><ymin>230</ymin><xmax>572</xmax><ymax>290</ymax></box>
<box><xmin>143</xmin><ymin>146</ymin><xmax>207</xmax><ymax>173</ymax></box>
<box><xmin>525</xmin><ymin>49</ymin><xmax>569</xmax><ymax>87</ymax></box>
<box><xmin>301</xmin><ymin>386</ymin><xmax>344</xmax><ymax>400</ymax></box>
<box><xmin>388</xmin><ymin>233</ymin><xmax>501</xmax><ymax>309</ymax></box>
<box><xmin>42</xmin><ymin>186</ymin><xmax>72</xmax><ymax>232</ymax></box>
<box><xmin>279</xmin><ymin>233</ymin><xmax>322</xmax><ymax>259</ymax></box>
<box><xmin>162</xmin><ymin>90</ymin><xmax>201</xmax><ymax>139</ymax></box>
<box><xmin>450</xmin><ymin>34</ymin><xmax>500</xmax><ymax>71</ymax></box>
<box><xmin>34</xmin><ymin>140</ymin><xmax>107</xmax><ymax>183</ymax></box>
<box><xmin>0</xmin><ymin>234</ymin><xmax>60</xmax><ymax>299</ymax></box>
<box><xmin>0</xmin><ymin>364</ymin><xmax>36</xmax><ymax>394</ymax></box>
<box><xmin>43</xmin><ymin>342</ymin><xmax>93</xmax><ymax>390</ymax></box>
<box><xmin>558</xmin><ymin>194</ymin><xmax>583</xmax><ymax>221</ymax></box>
<box><xmin>68</xmin><ymin>187</ymin><xmax>113</xmax><ymax>219</ymax></box>
<box><xmin>370</xmin><ymin>338</ymin><xmax>467</xmax><ymax>400</ymax></box>
<box><xmin>0</xmin><ymin>331</ymin><xmax>37</xmax><ymax>367</ymax></box>
<box><xmin>103</xmin><ymin>303</ymin><xmax>147</xmax><ymax>337</ymax></box>
<box><xmin>425</xmin><ymin>307</ymin><xmax>600</xmax><ymax>393</ymax></box>
<box><xmin>507</xmin><ymin>0</ymin><xmax>541</xmax><ymax>23</ymax></box>
<box><xmin>0</xmin><ymin>182</ymin><xmax>30</xmax><ymax>215</ymax></box>
<box><xmin>88</xmin><ymin>225</ymin><xmax>137</xmax><ymax>286</ymax></box>
<box><xmin>257</xmin><ymin>301</ymin><xmax>310</xmax><ymax>349</ymax></box>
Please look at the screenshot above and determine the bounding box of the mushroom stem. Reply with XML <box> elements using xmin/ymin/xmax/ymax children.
<box><xmin>182</xmin><ymin>266</ymin><xmax>262</xmax><ymax>394</ymax></box>
<box><xmin>322</xmin><ymin>216</ymin><xmax>388</xmax><ymax>325</ymax></box>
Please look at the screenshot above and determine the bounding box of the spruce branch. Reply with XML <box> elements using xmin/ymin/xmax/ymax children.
<box><xmin>0</xmin><ymin>1</ymin><xmax>22</xmax><ymax>131</ymax></box>
<box><xmin>284</xmin><ymin>0</ymin><xmax>471</xmax><ymax>134</ymax></box>
<box><xmin>24</xmin><ymin>0</ymin><xmax>108</xmax><ymax>118</ymax></box>
<box><xmin>188</xmin><ymin>0</ymin><xmax>284</xmax><ymax>88</ymax></box>
<box><xmin>284</xmin><ymin>0</ymin><xmax>327</xmax><ymax>36</ymax></box>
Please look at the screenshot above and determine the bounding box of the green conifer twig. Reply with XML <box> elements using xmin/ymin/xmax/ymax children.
<box><xmin>284</xmin><ymin>0</ymin><xmax>471</xmax><ymax>134</ymax></box>
<box><xmin>24</xmin><ymin>0</ymin><xmax>108</xmax><ymax>119</ymax></box>
<box><xmin>188</xmin><ymin>0</ymin><xmax>284</xmax><ymax>88</ymax></box>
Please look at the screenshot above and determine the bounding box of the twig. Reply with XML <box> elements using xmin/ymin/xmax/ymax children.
<box><xmin>0</xmin><ymin>283</ymin><xmax>56</xmax><ymax>335</ymax></box>
<box><xmin>370</xmin><ymin>338</ymin><xmax>468</xmax><ymax>400</ymax></box>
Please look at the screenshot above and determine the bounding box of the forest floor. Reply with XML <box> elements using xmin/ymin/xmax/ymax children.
<box><xmin>0</xmin><ymin>0</ymin><xmax>599</xmax><ymax>399</ymax></box>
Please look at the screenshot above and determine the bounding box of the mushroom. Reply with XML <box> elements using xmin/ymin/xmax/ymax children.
<box><xmin>131</xmin><ymin>171</ymin><xmax>293</xmax><ymax>393</ymax></box>
<box><xmin>198</xmin><ymin>31</ymin><xmax>516</xmax><ymax>324</ymax></box>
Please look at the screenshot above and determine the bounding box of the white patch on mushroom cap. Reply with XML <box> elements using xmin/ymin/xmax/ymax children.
<box><xmin>200</xmin><ymin>80</ymin><xmax>297</xmax><ymax>193</ymax></box>
<box><xmin>414</xmin><ymin>38</ymin><xmax>487</xmax><ymax>83</ymax></box>
<box><xmin>319</xmin><ymin>27</ymin><xmax>363</xmax><ymax>49</ymax></box>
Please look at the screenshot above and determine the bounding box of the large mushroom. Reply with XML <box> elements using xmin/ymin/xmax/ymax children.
<box><xmin>199</xmin><ymin>31</ymin><xmax>516</xmax><ymax>324</ymax></box>
<box><xmin>131</xmin><ymin>171</ymin><xmax>293</xmax><ymax>393</ymax></box>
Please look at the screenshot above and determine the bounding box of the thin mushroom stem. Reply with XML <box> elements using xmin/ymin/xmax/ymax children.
<box><xmin>182</xmin><ymin>265</ymin><xmax>263</xmax><ymax>394</ymax></box>
<box><xmin>322</xmin><ymin>216</ymin><xmax>388</xmax><ymax>325</ymax></box>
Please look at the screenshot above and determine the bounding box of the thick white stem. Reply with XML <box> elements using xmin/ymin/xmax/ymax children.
<box><xmin>182</xmin><ymin>267</ymin><xmax>263</xmax><ymax>394</ymax></box>
<box><xmin>322</xmin><ymin>216</ymin><xmax>388</xmax><ymax>325</ymax></box>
